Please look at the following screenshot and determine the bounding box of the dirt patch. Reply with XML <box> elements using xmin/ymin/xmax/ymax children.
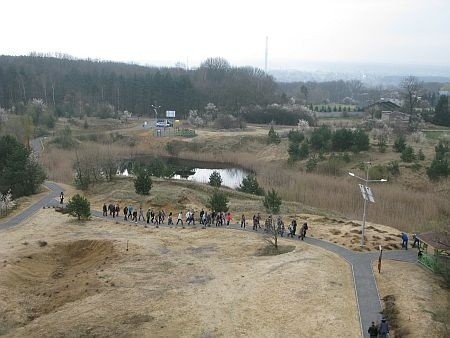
<box><xmin>1</xmin><ymin>239</ymin><xmax>116</xmax><ymax>325</ymax></box>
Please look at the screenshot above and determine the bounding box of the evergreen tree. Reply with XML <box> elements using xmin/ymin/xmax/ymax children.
<box><xmin>401</xmin><ymin>145</ymin><xmax>416</xmax><ymax>162</ymax></box>
<box><xmin>0</xmin><ymin>135</ymin><xmax>46</xmax><ymax>197</ymax></box>
<box><xmin>267</xmin><ymin>126</ymin><xmax>281</xmax><ymax>144</ymax></box>
<box><xmin>66</xmin><ymin>194</ymin><xmax>91</xmax><ymax>220</ymax></box>
<box><xmin>134</xmin><ymin>168</ymin><xmax>153</xmax><ymax>195</ymax></box>
<box><xmin>209</xmin><ymin>170</ymin><xmax>222</xmax><ymax>188</ymax></box>
<box><xmin>433</xmin><ymin>95</ymin><xmax>449</xmax><ymax>127</ymax></box>
<box><xmin>206</xmin><ymin>189</ymin><xmax>229</xmax><ymax>212</ymax></box>
<box><xmin>237</xmin><ymin>175</ymin><xmax>265</xmax><ymax>196</ymax></box>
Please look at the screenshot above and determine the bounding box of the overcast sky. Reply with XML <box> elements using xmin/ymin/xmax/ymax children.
<box><xmin>1</xmin><ymin>0</ymin><xmax>449</xmax><ymax>70</ymax></box>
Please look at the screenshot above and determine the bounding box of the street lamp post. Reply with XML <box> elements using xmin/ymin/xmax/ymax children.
<box><xmin>349</xmin><ymin>162</ymin><xmax>387</xmax><ymax>247</ymax></box>
<box><xmin>151</xmin><ymin>104</ymin><xmax>161</xmax><ymax>120</ymax></box>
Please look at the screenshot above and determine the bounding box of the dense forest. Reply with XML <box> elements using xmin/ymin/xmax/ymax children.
<box><xmin>0</xmin><ymin>54</ymin><xmax>446</xmax><ymax>124</ymax></box>
<box><xmin>0</xmin><ymin>55</ymin><xmax>276</xmax><ymax>118</ymax></box>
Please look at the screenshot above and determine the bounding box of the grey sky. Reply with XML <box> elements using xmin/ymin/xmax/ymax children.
<box><xmin>1</xmin><ymin>0</ymin><xmax>449</xmax><ymax>69</ymax></box>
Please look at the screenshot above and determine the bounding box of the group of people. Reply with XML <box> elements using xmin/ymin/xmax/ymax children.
<box><xmin>101</xmin><ymin>204</ymin><xmax>310</xmax><ymax>240</ymax></box>
<box><xmin>368</xmin><ymin>317</ymin><xmax>390</xmax><ymax>338</ymax></box>
<box><xmin>401</xmin><ymin>232</ymin><xmax>420</xmax><ymax>250</ymax></box>
<box><xmin>249</xmin><ymin>213</ymin><xmax>309</xmax><ymax>240</ymax></box>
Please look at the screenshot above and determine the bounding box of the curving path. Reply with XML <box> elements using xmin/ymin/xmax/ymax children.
<box><xmin>0</xmin><ymin>183</ymin><xmax>418</xmax><ymax>337</ymax></box>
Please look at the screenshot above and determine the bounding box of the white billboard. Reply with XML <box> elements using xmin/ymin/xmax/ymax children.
<box><xmin>166</xmin><ymin>110</ymin><xmax>176</xmax><ymax>118</ymax></box>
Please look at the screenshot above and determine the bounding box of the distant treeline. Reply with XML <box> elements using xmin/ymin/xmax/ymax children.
<box><xmin>0</xmin><ymin>55</ymin><xmax>276</xmax><ymax>118</ymax></box>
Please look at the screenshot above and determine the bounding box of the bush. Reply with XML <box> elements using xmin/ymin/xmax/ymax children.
<box><xmin>263</xmin><ymin>189</ymin><xmax>282</xmax><ymax>214</ymax></box>
<box><xmin>237</xmin><ymin>175</ymin><xmax>265</xmax><ymax>196</ymax></box>
<box><xmin>66</xmin><ymin>194</ymin><xmax>91</xmax><ymax>220</ymax></box>
<box><xmin>267</xmin><ymin>126</ymin><xmax>281</xmax><ymax>144</ymax></box>
<box><xmin>417</xmin><ymin>149</ymin><xmax>425</xmax><ymax>161</ymax></box>
<box><xmin>427</xmin><ymin>158</ymin><xmax>449</xmax><ymax>181</ymax></box>
<box><xmin>393</xmin><ymin>134</ymin><xmax>406</xmax><ymax>153</ymax></box>
<box><xmin>206</xmin><ymin>189</ymin><xmax>229</xmax><ymax>212</ymax></box>
<box><xmin>387</xmin><ymin>161</ymin><xmax>400</xmax><ymax>176</ymax></box>
<box><xmin>306</xmin><ymin>155</ymin><xmax>318</xmax><ymax>172</ymax></box>
<box><xmin>310</xmin><ymin>125</ymin><xmax>332</xmax><ymax>152</ymax></box>
<box><xmin>209</xmin><ymin>170</ymin><xmax>222</xmax><ymax>188</ymax></box>
<box><xmin>401</xmin><ymin>145</ymin><xmax>416</xmax><ymax>162</ymax></box>
<box><xmin>287</xmin><ymin>130</ymin><xmax>305</xmax><ymax>143</ymax></box>
<box><xmin>134</xmin><ymin>168</ymin><xmax>153</xmax><ymax>195</ymax></box>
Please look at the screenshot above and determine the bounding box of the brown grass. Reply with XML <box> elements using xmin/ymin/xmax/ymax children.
<box><xmin>40</xmin><ymin>126</ymin><xmax>450</xmax><ymax>233</ymax></box>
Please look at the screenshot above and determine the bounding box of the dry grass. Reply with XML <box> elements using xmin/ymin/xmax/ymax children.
<box><xmin>40</xmin><ymin>125</ymin><xmax>450</xmax><ymax>233</ymax></box>
<box><xmin>374</xmin><ymin>260</ymin><xmax>449</xmax><ymax>338</ymax></box>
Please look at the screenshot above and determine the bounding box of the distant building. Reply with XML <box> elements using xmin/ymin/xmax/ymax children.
<box><xmin>365</xmin><ymin>100</ymin><xmax>402</xmax><ymax>112</ymax></box>
<box><xmin>380</xmin><ymin>111</ymin><xmax>409</xmax><ymax>129</ymax></box>
<box><xmin>438</xmin><ymin>90</ymin><xmax>449</xmax><ymax>97</ymax></box>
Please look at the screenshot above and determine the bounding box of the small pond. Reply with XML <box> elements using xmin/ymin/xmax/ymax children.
<box><xmin>120</xmin><ymin>156</ymin><xmax>250</xmax><ymax>189</ymax></box>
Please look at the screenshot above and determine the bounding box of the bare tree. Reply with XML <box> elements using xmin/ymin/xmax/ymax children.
<box><xmin>400</xmin><ymin>76</ymin><xmax>422</xmax><ymax>116</ymax></box>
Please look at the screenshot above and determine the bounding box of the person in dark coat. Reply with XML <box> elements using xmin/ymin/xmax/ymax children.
<box><xmin>401</xmin><ymin>232</ymin><xmax>409</xmax><ymax>250</ymax></box>
<box><xmin>368</xmin><ymin>321</ymin><xmax>379</xmax><ymax>337</ymax></box>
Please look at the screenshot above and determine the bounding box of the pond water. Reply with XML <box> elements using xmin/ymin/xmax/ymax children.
<box><xmin>173</xmin><ymin>168</ymin><xmax>248</xmax><ymax>188</ymax></box>
<box><xmin>119</xmin><ymin>157</ymin><xmax>249</xmax><ymax>189</ymax></box>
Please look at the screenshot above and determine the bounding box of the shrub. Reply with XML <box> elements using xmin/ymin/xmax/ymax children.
<box><xmin>306</xmin><ymin>155</ymin><xmax>319</xmax><ymax>172</ymax></box>
<box><xmin>66</xmin><ymin>194</ymin><xmax>91</xmax><ymax>220</ymax></box>
<box><xmin>369</xmin><ymin>165</ymin><xmax>389</xmax><ymax>180</ymax></box>
<box><xmin>417</xmin><ymin>149</ymin><xmax>425</xmax><ymax>161</ymax></box>
<box><xmin>209</xmin><ymin>170</ymin><xmax>222</xmax><ymax>188</ymax></box>
<box><xmin>134</xmin><ymin>168</ymin><xmax>153</xmax><ymax>195</ymax></box>
<box><xmin>393</xmin><ymin>134</ymin><xmax>406</xmax><ymax>152</ymax></box>
<box><xmin>287</xmin><ymin>130</ymin><xmax>305</xmax><ymax>143</ymax></box>
<box><xmin>206</xmin><ymin>189</ymin><xmax>229</xmax><ymax>212</ymax></box>
<box><xmin>387</xmin><ymin>161</ymin><xmax>400</xmax><ymax>176</ymax></box>
<box><xmin>237</xmin><ymin>175</ymin><xmax>265</xmax><ymax>196</ymax></box>
<box><xmin>267</xmin><ymin>126</ymin><xmax>281</xmax><ymax>144</ymax></box>
<box><xmin>401</xmin><ymin>145</ymin><xmax>416</xmax><ymax>162</ymax></box>
<box><xmin>263</xmin><ymin>189</ymin><xmax>282</xmax><ymax>214</ymax></box>
<box><xmin>310</xmin><ymin>125</ymin><xmax>332</xmax><ymax>152</ymax></box>
<box><xmin>427</xmin><ymin>158</ymin><xmax>449</xmax><ymax>181</ymax></box>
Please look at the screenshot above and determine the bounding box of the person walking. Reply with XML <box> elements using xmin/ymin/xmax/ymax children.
<box><xmin>241</xmin><ymin>214</ymin><xmax>246</xmax><ymax>228</ymax></box>
<box><xmin>378</xmin><ymin>318</ymin><xmax>389</xmax><ymax>338</ymax></box>
<box><xmin>176</xmin><ymin>212</ymin><xmax>183</xmax><ymax>225</ymax></box>
<box><xmin>123</xmin><ymin>206</ymin><xmax>128</xmax><ymax>221</ymax></box>
<box><xmin>102</xmin><ymin>203</ymin><xmax>108</xmax><ymax>216</ymax></box>
<box><xmin>225</xmin><ymin>212</ymin><xmax>232</xmax><ymax>226</ymax></box>
<box><xmin>60</xmin><ymin>192</ymin><xmax>64</xmax><ymax>204</ymax></box>
<box><xmin>401</xmin><ymin>232</ymin><xmax>409</xmax><ymax>250</ymax></box>
<box><xmin>368</xmin><ymin>321</ymin><xmax>379</xmax><ymax>337</ymax></box>
<box><xmin>146</xmin><ymin>208</ymin><xmax>151</xmax><ymax>224</ymax></box>
<box><xmin>138</xmin><ymin>207</ymin><xmax>144</xmax><ymax>221</ymax></box>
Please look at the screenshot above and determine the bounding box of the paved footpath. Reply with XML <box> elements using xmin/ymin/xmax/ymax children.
<box><xmin>0</xmin><ymin>183</ymin><xmax>418</xmax><ymax>337</ymax></box>
<box><xmin>0</xmin><ymin>181</ymin><xmax>62</xmax><ymax>230</ymax></box>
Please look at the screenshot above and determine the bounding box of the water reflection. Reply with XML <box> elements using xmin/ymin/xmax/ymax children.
<box><xmin>173</xmin><ymin>168</ymin><xmax>248</xmax><ymax>189</ymax></box>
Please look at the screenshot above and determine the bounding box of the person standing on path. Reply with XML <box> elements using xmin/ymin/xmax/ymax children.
<box><xmin>368</xmin><ymin>321</ymin><xmax>379</xmax><ymax>337</ymax></box>
<box><xmin>60</xmin><ymin>192</ymin><xmax>64</xmax><ymax>204</ymax></box>
<box><xmin>123</xmin><ymin>206</ymin><xmax>128</xmax><ymax>221</ymax></box>
<box><xmin>102</xmin><ymin>203</ymin><xmax>108</xmax><ymax>216</ymax></box>
<box><xmin>401</xmin><ymin>232</ymin><xmax>409</xmax><ymax>250</ymax></box>
<box><xmin>378</xmin><ymin>318</ymin><xmax>389</xmax><ymax>338</ymax></box>
<box><xmin>146</xmin><ymin>208</ymin><xmax>151</xmax><ymax>224</ymax></box>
